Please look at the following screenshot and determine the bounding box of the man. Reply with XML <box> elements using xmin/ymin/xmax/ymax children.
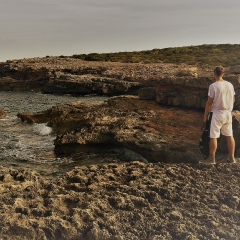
<box><xmin>200</xmin><ymin>66</ymin><xmax>236</xmax><ymax>164</ymax></box>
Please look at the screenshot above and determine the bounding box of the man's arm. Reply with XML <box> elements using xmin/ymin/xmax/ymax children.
<box><xmin>204</xmin><ymin>97</ymin><xmax>213</xmax><ymax>123</ymax></box>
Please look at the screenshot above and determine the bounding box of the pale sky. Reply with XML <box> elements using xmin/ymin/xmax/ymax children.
<box><xmin>1</xmin><ymin>0</ymin><xmax>240</xmax><ymax>62</ymax></box>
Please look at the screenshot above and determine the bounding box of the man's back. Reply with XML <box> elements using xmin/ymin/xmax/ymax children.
<box><xmin>208</xmin><ymin>81</ymin><xmax>235</xmax><ymax>111</ymax></box>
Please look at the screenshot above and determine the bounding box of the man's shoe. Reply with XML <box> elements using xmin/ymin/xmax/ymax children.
<box><xmin>227</xmin><ymin>156</ymin><xmax>237</xmax><ymax>163</ymax></box>
<box><xmin>199</xmin><ymin>156</ymin><xmax>216</xmax><ymax>164</ymax></box>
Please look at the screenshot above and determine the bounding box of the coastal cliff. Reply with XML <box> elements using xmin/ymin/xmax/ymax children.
<box><xmin>1</xmin><ymin>57</ymin><xmax>240</xmax><ymax>109</ymax></box>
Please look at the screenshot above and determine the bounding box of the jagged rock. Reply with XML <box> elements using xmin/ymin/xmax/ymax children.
<box><xmin>0</xmin><ymin>162</ymin><xmax>239</xmax><ymax>239</ymax></box>
<box><xmin>0</xmin><ymin>61</ymin><xmax>49</xmax><ymax>91</ymax></box>
<box><xmin>18</xmin><ymin>95</ymin><xmax>240</xmax><ymax>162</ymax></box>
<box><xmin>18</xmin><ymin>96</ymin><xmax>204</xmax><ymax>163</ymax></box>
<box><xmin>228</xmin><ymin>65</ymin><xmax>240</xmax><ymax>74</ymax></box>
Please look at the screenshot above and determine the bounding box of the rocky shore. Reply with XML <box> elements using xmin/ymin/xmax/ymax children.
<box><xmin>1</xmin><ymin>57</ymin><xmax>240</xmax><ymax>239</ymax></box>
<box><xmin>0</xmin><ymin>162</ymin><xmax>239</xmax><ymax>239</ymax></box>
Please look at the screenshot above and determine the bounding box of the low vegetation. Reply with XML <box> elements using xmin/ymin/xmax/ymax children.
<box><xmin>71</xmin><ymin>44</ymin><xmax>240</xmax><ymax>67</ymax></box>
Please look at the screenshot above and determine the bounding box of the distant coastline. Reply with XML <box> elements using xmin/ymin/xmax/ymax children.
<box><xmin>2</xmin><ymin>44</ymin><xmax>240</xmax><ymax>67</ymax></box>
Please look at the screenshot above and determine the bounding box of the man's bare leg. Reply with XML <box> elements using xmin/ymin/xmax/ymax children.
<box><xmin>199</xmin><ymin>138</ymin><xmax>217</xmax><ymax>164</ymax></box>
<box><xmin>209</xmin><ymin>138</ymin><xmax>217</xmax><ymax>157</ymax></box>
<box><xmin>226</xmin><ymin>136</ymin><xmax>235</xmax><ymax>157</ymax></box>
<box><xmin>226</xmin><ymin>136</ymin><xmax>236</xmax><ymax>163</ymax></box>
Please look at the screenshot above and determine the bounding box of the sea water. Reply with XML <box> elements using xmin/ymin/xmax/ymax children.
<box><xmin>0</xmin><ymin>92</ymin><xmax>112</xmax><ymax>178</ymax></box>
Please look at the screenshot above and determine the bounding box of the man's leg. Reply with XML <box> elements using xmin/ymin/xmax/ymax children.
<box><xmin>199</xmin><ymin>138</ymin><xmax>217</xmax><ymax>164</ymax></box>
<box><xmin>226</xmin><ymin>136</ymin><xmax>235</xmax><ymax>156</ymax></box>
<box><xmin>209</xmin><ymin>138</ymin><xmax>217</xmax><ymax>156</ymax></box>
<box><xmin>205</xmin><ymin>138</ymin><xmax>217</xmax><ymax>164</ymax></box>
<box><xmin>226</xmin><ymin>136</ymin><xmax>236</xmax><ymax>163</ymax></box>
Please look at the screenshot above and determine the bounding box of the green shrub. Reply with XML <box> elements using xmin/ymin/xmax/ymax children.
<box><xmin>71</xmin><ymin>44</ymin><xmax>240</xmax><ymax>67</ymax></box>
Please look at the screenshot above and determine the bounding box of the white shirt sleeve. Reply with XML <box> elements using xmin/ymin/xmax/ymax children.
<box><xmin>232</xmin><ymin>85</ymin><xmax>235</xmax><ymax>95</ymax></box>
<box><xmin>208</xmin><ymin>84</ymin><xmax>215</xmax><ymax>99</ymax></box>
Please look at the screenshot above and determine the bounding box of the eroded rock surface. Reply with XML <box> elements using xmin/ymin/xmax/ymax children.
<box><xmin>0</xmin><ymin>162</ymin><xmax>239</xmax><ymax>239</ymax></box>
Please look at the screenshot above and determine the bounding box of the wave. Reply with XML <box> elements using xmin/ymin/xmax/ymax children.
<box><xmin>32</xmin><ymin>123</ymin><xmax>53</xmax><ymax>136</ymax></box>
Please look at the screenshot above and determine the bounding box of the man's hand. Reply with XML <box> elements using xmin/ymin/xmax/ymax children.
<box><xmin>203</xmin><ymin>97</ymin><xmax>213</xmax><ymax>123</ymax></box>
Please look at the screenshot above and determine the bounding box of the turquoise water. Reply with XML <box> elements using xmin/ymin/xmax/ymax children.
<box><xmin>0</xmin><ymin>92</ymin><xmax>114</xmax><ymax>178</ymax></box>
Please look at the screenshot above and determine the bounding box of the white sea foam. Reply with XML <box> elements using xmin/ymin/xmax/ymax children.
<box><xmin>32</xmin><ymin>123</ymin><xmax>53</xmax><ymax>136</ymax></box>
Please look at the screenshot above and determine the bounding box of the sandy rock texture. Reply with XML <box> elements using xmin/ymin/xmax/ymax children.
<box><xmin>0</xmin><ymin>162</ymin><xmax>239</xmax><ymax>240</ymax></box>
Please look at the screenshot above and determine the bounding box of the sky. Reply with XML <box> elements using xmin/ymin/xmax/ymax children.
<box><xmin>1</xmin><ymin>0</ymin><xmax>240</xmax><ymax>62</ymax></box>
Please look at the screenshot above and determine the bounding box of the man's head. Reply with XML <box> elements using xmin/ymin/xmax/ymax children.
<box><xmin>214</xmin><ymin>66</ymin><xmax>224</xmax><ymax>78</ymax></box>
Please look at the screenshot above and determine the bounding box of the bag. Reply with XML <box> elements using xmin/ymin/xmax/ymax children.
<box><xmin>199</xmin><ymin>114</ymin><xmax>212</xmax><ymax>158</ymax></box>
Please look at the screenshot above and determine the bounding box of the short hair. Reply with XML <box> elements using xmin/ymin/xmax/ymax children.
<box><xmin>214</xmin><ymin>66</ymin><xmax>224</xmax><ymax>77</ymax></box>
